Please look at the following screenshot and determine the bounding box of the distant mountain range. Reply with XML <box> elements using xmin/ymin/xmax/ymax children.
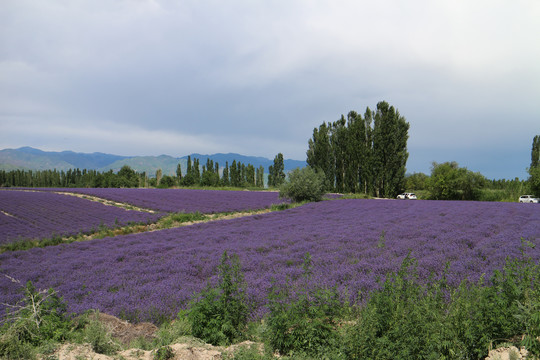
<box><xmin>0</xmin><ymin>147</ymin><xmax>306</xmax><ymax>176</ymax></box>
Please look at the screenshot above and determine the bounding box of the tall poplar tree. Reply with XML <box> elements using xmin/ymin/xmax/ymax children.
<box><xmin>256</xmin><ymin>166</ymin><xmax>264</xmax><ymax>188</ymax></box>
<box><xmin>271</xmin><ymin>153</ymin><xmax>286</xmax><ymax>187</ymax></box>
<box><xmin>307</xmin><ymin>123</ymin><xmax>334</xmax><ymax>191</ymax></box>
<box><xmin>529</xmin><ymin>135</ymin><xmax>540</xmax><ymax>195</ymax></box>
<box><xmin>176</xmin><ymin>163</ymin><xmax>182</xmax><ymax>183</ymax></box>
<box><xmin>268</xmin><ymin>165</ymin><xmax>274</xmax><ymax>187</ymax></box>
<box><xmin>372</xmin><ymin>101</ymin><xmax>409</xmax><ymax>197</ymax></box>
<box><xmin>193</xmin><ymin>158</ymin><xmax>201</xmax><ymax>185</ymax></box>
<box><xmin>155</xmin><ymin>169</ymin><xmax>163</xmax><ymax>186</ymax></box>
<box><xmin>222</xmin><ymin>162</ymin><xmax>230</xmax><ymax>186</ymax></box>
<box><xmin>531</xmin><ymin>135</ymin><xmax>540</xmax><ymax>169</ymax></box>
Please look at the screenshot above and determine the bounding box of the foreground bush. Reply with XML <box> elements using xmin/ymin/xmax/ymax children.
<box><xmin>265</xmin><ymin>253</ymin><xmax>347</xmax><ymax>358</ymax></box>
<box><xmin>279</xmin><ymin>166</ymin><xmax>326</xmax><ymax>202</ymax></box>
<box><xmin>0</xmin><ymin>277</ymin><xmax>72</xmax><ymax>359</ymax></box>
<box><xmin>188</xmin><ymin>251</ymin><xmax>249</xmax><ymax>346</ymax></box>
<box><xmin>343</xmin><ymin>244</ymin><xmax>540</xmax><ymax>359</ymax></box>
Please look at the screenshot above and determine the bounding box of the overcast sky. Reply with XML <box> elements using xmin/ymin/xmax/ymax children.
<box><xmin>1</xmin><ymin>0</ymin><xmax>539</xmax><ymax>179</ymax></box>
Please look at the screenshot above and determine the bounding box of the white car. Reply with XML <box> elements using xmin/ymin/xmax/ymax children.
<box><xmin>397</xmin><ymin>193</ymin><xmax>417</xmax><ymax>200</ymax></box>
<box><xmin>519</xmin><ymin>195</ymin><xmax>539</xmax><ymax>203</ymax></box>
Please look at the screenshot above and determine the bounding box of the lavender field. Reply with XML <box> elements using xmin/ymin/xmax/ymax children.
<box><xmin>0</xmin><ymin>190</ymin><xmax>163</xmax><ymax>244</ymax></box>
<box><xmin>28</xmin><ymin>188</ymin><xmax>286</xmax><ymax>213</ymax></box>
<box><xmin>1</xmin><ymin>198</ymin><xmax>538</xmax><ymax>323</ymax></box>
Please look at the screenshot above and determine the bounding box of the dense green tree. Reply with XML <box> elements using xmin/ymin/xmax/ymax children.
<box><xmin>158</xmin><ymin>175</ymin><xmax>176</xmax><ymax>188</ymax></box>
<box><xmin>372</xmin><ymin>101</ymin><xmax>410</xmax><ymax>197</ymax></box>
<box><xmin>306</xmin><ymin>101</ymin><xmax>408</xmax><ymax>197</ymax></box>
<box><xmin>531</xmin><ymin>135</ymin><xmax>540</xmax><ymax>169</ymax></box>
<box><xmin>279</xmin><ymin>166</ymin><xmax>326</xmax><ymax>202</ymax></box>
<box><xmin>528</xmin><ymin>167</ymin><xmax>540</xmax><ymax>196</ymax></box>
<box><xmin>268</xmin><ymin>166</ymin><xmax>273</xmax><ymax>187</ymax></box>
<box><xmin>186</xmin><ymin>156</ymin><xmax>192</xmax><ymax>177</ymax></box>
<box><xmin>117</xmin><ymin>165</ymin><xmax>138</xmax><ymax>187</ymax></box>
<box><xmin>230</xmin><ymin>160</ymin><xmax>242</xmax><ymax>187</ymax></box>
<box><xmin>155</xmin><ymin>169</ymin><xmax>163</xmax><ymax>186</ymax></box>
<box><xmin>176</xmin><ymin>163</ymin><xmax>182</xmax><ymax>182</ymax></box>
<box><xmin>201</xmin><ymin>159</ymin><xmax>220</xmax><ymax>187</ymax></box>
<box><xmin>182</xmin><ymin>156</ymin><xmax>200</xmax><ymax>186</ymax></box>
<box><xmin>269</xmin><ymin>153</ymin><xmax>285</xmax><ymax>187</ymax></box>
<box><xmin>307</xmin><ymin>122</ymin><xmax>334</xmax><ymax>190</ymax></box>
<box><xmin>221</xmin><ymin>162</ymin><xmax>230</xmax><ymax>186</ymax></box>
<box><xmin>331</xmin><ymin>116</ymin><xmax>347</xmax><ymax>193</ymax></box>
<box><xmin>428</xmin><ymin>161</ymin><xmax>486</xmax><ymax>200</ymax></box>
<box><xmin>240</xmin><ymin>163</ymin><xmax>246</xmax><ymax>186</ymax></box>
<box><xmin>192</xmin><ymin>158</ymin><xmax>201</xmax><ymax>184</ymax></box>
<box><xmin>256</xmin><ymin>165</ymin><xmax>264</xmax><ymax>188</ymax></box>
<box><xmin>529</xmin><ymin>135</ymin><xmax>540</xmax><ymax>196</ymax></box>
<box><xmin>245</xmin><ymin>164</ymin><xmax>255</xmax><ymax>187</ymax></box>
<box><xmin>344</xmin><ymin>111</ymin><xmax>364</xmax><ymax>193</ymax></box>
<box><xmin>405</xmin><ymin>172</ymin><xmax>429</xmax><ymax>190</ymax></box>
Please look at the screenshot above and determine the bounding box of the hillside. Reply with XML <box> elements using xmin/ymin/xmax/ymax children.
<box><xmin>0</xmin><ymin>147</ymin><xmax>306</xmax><ymax>175</ymax></box>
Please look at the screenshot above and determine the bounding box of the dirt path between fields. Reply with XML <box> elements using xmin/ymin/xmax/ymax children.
<box><xmin>55</xmin><ymin>191</ymin><xmax>157</xmax><ymax>213</ymax></box>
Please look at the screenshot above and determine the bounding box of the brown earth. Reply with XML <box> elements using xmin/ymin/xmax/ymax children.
<box><xmin>484</xmin><ymin>345</ymin><xmax>529</xmax><ymax>360</ymax></box>
<box><xmin>47</xmin><ymin>341</ymin><xmax>261</xmax><ymax>360</ymax></box>
<box><xmin>42</xmin><ymin>313</ymin><xmax>262</xmax><ymax>360</ymax></box>
<box><xmin>88</xmin><ymin>312</ymin><xmax>158</xmax><ymax>346</ymax></box>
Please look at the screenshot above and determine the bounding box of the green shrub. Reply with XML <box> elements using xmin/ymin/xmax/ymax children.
<box><xmin>279</xmin><ymin>167</ymin><xmax>326</xmax><ymax>203</ymax></box>
<box><xmin>344</xmin><ymin>246</ymin><xmax>540</xmax><ymax>359</ymax></box>
<box><xmin>344</xmin><ymin>255</ymin><xmax>445</xmax><ymax>359</ymax></box>
<box><xmin>188</xmin><ymin>251</ymin><xmax>248</xmax><ymax>346</ymax></box>
<box><xmin>265</xmin><ymin>253</ymin><xmax>347</xmax><ymax>358</ymax></box>
<box><xmin>73</xmin><ymin>312</ymin><xmax>120</xmax><ymax>355</ymax></box>
<box><xmin>154</xmin><ymin>310</ymin><xmax>191</xmax><ymax>347</ymax></box>
<box><xmin>0</xmin><ymin>278</ymin><xmax>71</xmax><ymax>359</ymax></box>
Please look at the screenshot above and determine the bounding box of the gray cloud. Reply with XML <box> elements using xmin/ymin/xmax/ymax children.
<box><xmin>1</xmin><ymin>0</ymin><xmax>539</xmax><ymax>179</ymax></box>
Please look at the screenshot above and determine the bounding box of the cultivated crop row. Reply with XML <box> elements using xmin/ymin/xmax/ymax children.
<box><xmin>25</xmin><ymin>188</ymin><xmax>286</xmax><ymax>213</ymax></box>
<box><xmin>0</xmin><ymin>190</ymin><xmax>163</xmax><ymax>244</ymax></box>
<box><xmin>1</xmin><ymin>198</ymin><xmax>538</xmax><ymax>323</ymax></box>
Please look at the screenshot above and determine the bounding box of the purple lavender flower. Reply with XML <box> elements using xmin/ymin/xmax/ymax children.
<box><xmin>0</xmin><ymin>190</ymin><xmax>162</xmax><ymax>244</ymax></box>
<box><xmin>0</xmin><ymin>199</ymin><xmax>538</xmax><ymax>324</ymax></box>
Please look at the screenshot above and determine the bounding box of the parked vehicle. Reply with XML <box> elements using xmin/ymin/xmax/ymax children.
<box><xmin>519</xmin><ymin>195</ymin><xmax>539</xmax><ymax>203</ymax></box>
<box><xmin>397</xmin><ymin>193</ymin><xmax>417</xmax><ymax>200</ymax></box>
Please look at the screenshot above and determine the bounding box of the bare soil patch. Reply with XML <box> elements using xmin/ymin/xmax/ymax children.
<box><xmin>42</xmin><ymin>313</ymin><xmax>263</xmax><ymax>360</ymax></box>
<box><xmin>484</xmin><ymin>345</ymin><xmax>529</xmax><ymax>360</ymax></box>
<box><xmin>48</xmin><ymin>341</ymin><xmax>260</xmax><ymax>360</ymax></box>
<box><xmin>89</xmin><ymin>312</ymin><xmax>158</xmax><ymax>346</ymax></box>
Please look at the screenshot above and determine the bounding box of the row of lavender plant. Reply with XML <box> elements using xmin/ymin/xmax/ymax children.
<box><xmin>1</xmin><ymin>198</ymin><xmax>539</xmax><ymax>323</ymax></box>
<box><xmin>16</xmin><ymin>188</ymin><xmax>286</xmax><ymax>213</ymax></box>
<box><xmin>0</xmin><ymin>190</ymin><xmax>163</xmax><ymax>245</ymax></box>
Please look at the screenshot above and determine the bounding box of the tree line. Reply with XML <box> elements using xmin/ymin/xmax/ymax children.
<box><xmin>304</xmin><ymin>101</ymin><xmax>537</xmax><ymax>201</ymax></box>
<box><xmin>0</xmin><ymin>168</ymin><xmax>142</xmax><ymax>188</ymax></box>
<box><xmin>307</xmin><ymin>101</ymin><xmax>410</xmax><ymax>197</ymax></box>
<box><xmin>403</xmin><ymin>135</ymin><xmax>539</xmax><ymax>201</ymax></box>
<box><xmin>0</xmin><ymin>154</ymin><xmax>287</xmax><ymax>189</ymax></box>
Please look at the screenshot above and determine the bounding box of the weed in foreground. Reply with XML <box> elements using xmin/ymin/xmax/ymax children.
<box><xmin>187</xmin><ymin>251</ymin><xmax>249</xmax><ymax>346</ymax></box>
<box><xmin>264</xmin><ymin>253</ymin><xmax>348</xmax><ymax>358</ymax></box>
